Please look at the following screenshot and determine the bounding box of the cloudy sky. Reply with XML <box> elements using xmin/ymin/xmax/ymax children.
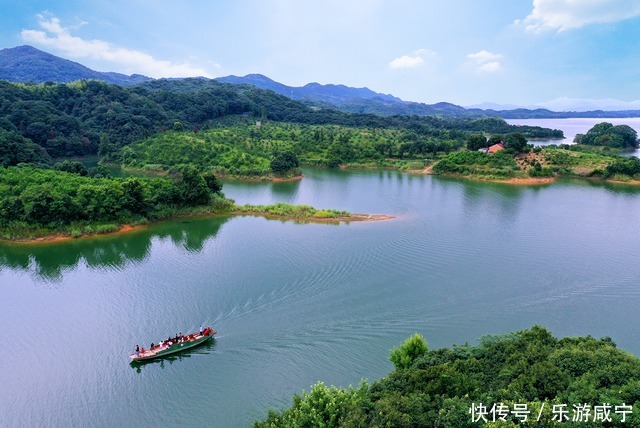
<box><xmin>1</xmin><ymin>0</ymin><xmax>639</xmax><ymax>106</ymax></box>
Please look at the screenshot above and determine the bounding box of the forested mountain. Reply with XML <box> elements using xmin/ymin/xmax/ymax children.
<box><xmin>0</xmin><ymin>46</ymin><xmax>151</xmax><ymax>86</ymax></box>
<box><xmin>0</xmin><ymin>78</ymin><xmax>562</xmax><ymax>162</ymax></box>
<box><xmin>217</xmin><ymin>73</ymin><xmax>401</xmax><ymax>104</ymax></box>
<box><xmin>2</xmin><ymin>46</ymin><xmax>638</xmax><ymax>119</ymax></box>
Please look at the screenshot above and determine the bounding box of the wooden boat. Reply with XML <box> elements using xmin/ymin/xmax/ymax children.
<box><xmin>130</xmin><ymin>327</ymin><xmax>216</xmax><ymax>362</ymax></box>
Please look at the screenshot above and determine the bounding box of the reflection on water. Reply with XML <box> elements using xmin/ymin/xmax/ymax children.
<box><xmin>0</xmin><ymin>216</ymin><xmax>231</xmax><ymax>282</ymax></box>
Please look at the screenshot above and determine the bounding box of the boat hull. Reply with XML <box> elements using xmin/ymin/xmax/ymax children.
<box><xmin>130</xmin><ymin>333</ymin><xmax>214</xmax><ymax>362</ymax></box>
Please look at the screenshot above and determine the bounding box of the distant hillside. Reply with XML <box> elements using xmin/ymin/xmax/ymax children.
<box><xmin>216</xmin><ymin>73</ymin><xmax>401</xmax><ymax>104</ymax></box>
<box><xmin>1</xmin><ymin>45</ymin><xmax>638</xmax><ymax>119</ymax></box>
<box><xmin>0</xmin><ymin>45</ymin><xmax>151</xmax><ymax>86</ymax></box>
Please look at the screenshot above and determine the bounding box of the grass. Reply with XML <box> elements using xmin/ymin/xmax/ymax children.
<box><xmin>234</xmin><ymin>203</ymin><xmax>349</xmax><ymax>219</ymax></box>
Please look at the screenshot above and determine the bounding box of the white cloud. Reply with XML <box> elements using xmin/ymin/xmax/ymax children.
<box><xmin>517</xmin><ymin>0</ymin><xmax>640</xmax><ymax>32</ymax></box>
<box><xmin>389</xmin><ymin>49</ymin><xmax>436</xmax><ymax>69</ymax></box>
<box><xmin>21</xmin><ymin>14</ymin><xmax>213</xmax><ymax>78</ymax></box>
<box><xmin>466</xmin><ymin>50</ymin><xmax>503</xmax><ymax>73</ymax></box>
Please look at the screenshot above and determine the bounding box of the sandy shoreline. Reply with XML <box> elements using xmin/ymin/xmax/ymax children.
<box><xmin>4</xmin><ymin>224</ymin><xmax>148</xmax><ymax>245</ymax></box>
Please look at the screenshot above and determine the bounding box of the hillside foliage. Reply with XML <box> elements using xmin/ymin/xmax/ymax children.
<box><xmin>0</xmin><ymin>165</ymin><xmax>229</xmax><ymax>239</ymax></box>
<box><xmin>255</xmin><ymin>326</ymin><xmax>640</xmax><ymax>427</ymax></box>
<box><xmin>0</xmin><ymin>79</ymin><xmax>562</xmax><ymax>163</ymax></box>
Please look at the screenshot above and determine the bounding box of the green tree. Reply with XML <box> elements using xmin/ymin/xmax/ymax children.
<box><xmin>202</xmin><ymin>171</ymin><xmax>223</xmax><ymax>194</ymax></box>
<box><xmin>0</xmin><ymin>129</ymin><xmax>50</xmax><ymax>167</ymax></box>
<box><xmin>122</xmin><ymin>178</ymin><xmax>149</xmax><ymax>214</ymax></box>
<box><xmin>487</xmin><ymin>134</ymin><xmax>504</xmax><ymax>146</ymax></box>
<box><xmin>176</xmin><ymin>165</ymin><xmax>210</xmax><ymax>205</ymax></box>
<box><xmin>576</xmin><ymin>122</ymin><xmax>638</xmax><ymax>148</ymax></box>
<box><xmin>54</xmin><ymin>160</ymin><xmax>88</xmax><ymax>176</ymax></box>
<box><xmin>466</xmin><ymin>134</ymin><xmax>487</xmax><ymax>151</ymax></box>
<box><xmin>389</xmin><ymin>333</ymin><xmax>428</xmax><ymax>370</ymax></box>
<box><xmin>504</xmin><ymin>133</ymin><xmax>529</xmax><ymax>153</ymax></box>
<box><xmin>269</xmin><ymin>151</ymin><xmax>300</xmax><ymax>175</ymax></box>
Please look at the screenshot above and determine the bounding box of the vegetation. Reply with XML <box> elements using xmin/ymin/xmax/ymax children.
<box><xmin>433</xmin><ymin>150</ymin><xmax>522</xmax><ymax>179</ymax></box>
<box><xmin>119</xmin><ymin>119</ymin><xmax>546</xmax><ymax>177</ymax></box>
<box><xmin>603</xmin><ymin>156</ymin><xmax>640</xmax><ymax>180</ymax></box>
<box><xmin>432</xmin><ymin>140</ymin><xmax>640</xmax><ymax>182</ymax></box>
<box><xmin>0</xmin><ymin>165</ymin><xmax>230</xmax><ymax>240</ymax></box>
<box><xmin>270</xmin><ymin>151</ymin><xmax>300</xmax><ymax>176</ymax></box>
<box><xmin>234</xmin><ymin>203</ymin><xmax>349</xmax><ymax>220</ymax></box>
<box><xmin>0</xmin><ymin>164</ymin><xmax>361</xmax><ymax>240</ymax></box>
<box><xmin>255</xmin><ymin>326</ymin><xmax>640</xmax><ymax>427</ymax></box>
<box><xmin>574</xmin><ymin>122</ymin><xmax>639</xmax><ymax>149</ymax></box>
<box><xmin>0</xmin><ymin>79</ymin><xmax>561</xmax><ymax>162</ymax></box>
<box><xmin>0</xmin><ymin>128</ymin><xmax>50</xmax><ymax>167</ymax></box>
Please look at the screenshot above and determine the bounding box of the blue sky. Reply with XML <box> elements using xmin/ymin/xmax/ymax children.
<box><xmin>1</xmin><ymin>0</ymin><xmax>640</xmax><ymax>106</ymax></box>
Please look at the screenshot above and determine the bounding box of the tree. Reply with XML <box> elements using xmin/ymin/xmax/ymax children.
<box><xmin>122</xmin><ymin>178</ymin><xmax>149</xmax><ymax>214</ymax></box>
<box><xmin>466</xmin><ymin>134</ymin><xmax>487</xmax><ymax>151</ymax></box>
<box><xmin>202</xmin><ymin>171</ymin><xmax>223</xmax><ymax>194</ymax></box>
<box><xmin>54</xmin><ymin>160</ymin><xmax>88</xmax><ymax>176</ymax></box>
<box><xmin>390</xmin><ymin>333</ymin><xmax>428</xmax><ymax>370</ymax></box>
<box><xmin>487</xmin><ymin>134</ymin><xmax>504</xmax><ymax>146</ymax></box>
<box><xmin>0</xmin><ymin>129</ymin><xmax>51</xmax><ymax>167</ymax></box>
<box><xmin>270</xmin><ymin>151</ymin><xmax>300</xmax><ymax>175</ymax></box>
<box><xmin>574</xmin><ymin>122</ymin><xmax>639</xmax><ymax>148</ymax></box>
<box><xmin>504</xmin><ymin>133</ymin><xmax>529</xmax><ymax>153</ymax></box>
<box><xmin>176</xmin><ymin>165</ymin><xmax>210</xmax><ymax>205</ymax></box>
<box><xmin>98</xmin><ymin>133</ymin><xmax>117</xmax><ymax>161</ymax></box>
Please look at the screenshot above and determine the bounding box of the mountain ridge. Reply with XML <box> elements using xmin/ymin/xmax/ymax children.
<box><xmin>1</xmin><ymin>45</ymin><xmax>639</xmax><ymax>118</ymax></box>
<box><xmin>0</xmin><ymin>45</ymin><xmax>151</xmax><ymax>86</ymax></box>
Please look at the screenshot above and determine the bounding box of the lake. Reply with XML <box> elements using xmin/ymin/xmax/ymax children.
<box><xmin>0</xmin><ymin>169</ymin><xmax>640</xmax><ymax>427</ymax></box>
<box><xmin>2</xmin><ymin>122</ymin><xmax>640</xmax><ymax>426</ymax></box>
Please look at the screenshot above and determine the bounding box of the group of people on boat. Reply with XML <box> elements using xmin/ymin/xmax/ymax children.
<box><xmin>133</xmin><ymin>326</ymin><xmax>214</xmax><ymax>357</ymax></box>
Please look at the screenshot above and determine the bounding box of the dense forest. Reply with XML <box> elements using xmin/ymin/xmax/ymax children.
<box><xmin>0</xmin><ymin>78</ymin><xmax>562</xmax><ymax>161</ymax></box>
<box><xmin>255</xmin><ymin>326</ymin><xmax>640</xmax><ymax>427</ymax></box>
<box><xmin>574</xmin><ymin>122</ymin><xmax>639</xmax><ymax>148</ymax></box>
<box><xmin>0</xmin><ymin>164</ymin><xmax>229</xmax><ymax>239</ymax></box>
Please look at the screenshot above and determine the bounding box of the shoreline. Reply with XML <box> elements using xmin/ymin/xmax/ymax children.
<box><xmin>1</xmin><ymin>211</ymin><xmax>394</xmax><ymax>245</ymax></box>
<box><xmin>2</xmin><ymin>224</ymin><xmax>148</xmax><ymax>245</ymax></box>
<box><xmin>228</xmin><ymin>211</ymin><xmax>394</xmax><ymax>224</ymax></box>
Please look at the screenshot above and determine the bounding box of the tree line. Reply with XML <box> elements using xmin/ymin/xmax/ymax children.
<box><xmin>255</xmin><ymin>326</ymin><xmax>640</xmax><ymax>427</ymax></box>
<box><xmin>0</xmin><ymin>78</ymin><xmax>563</xmax><ymax>163</ymax></box>
<box><xmin>0</xmin><ymin>165</ymin><xmax>226</xmax><ymax>239</ymax></box>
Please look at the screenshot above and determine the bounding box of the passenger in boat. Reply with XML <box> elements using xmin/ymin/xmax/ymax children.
<box><xmin>140</xmin><ymin>347</ymin><xmax>145</xmax><ymax>355</ymax></box>
<box><xmin>135</xmin><ymin>344</ymin><xmax>140</xmax><ymax>356</ymax></box>
<box><xmin>150</xmin><ymin>343</ymin><xmax>155</xmax><ymax>350</ymax></box>
<box><xmin>200</xmin><ymin>325</ymin><xmax>204</xmax><ymax>335</ymax></box>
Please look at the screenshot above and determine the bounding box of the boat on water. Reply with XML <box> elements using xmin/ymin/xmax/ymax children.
<box><xmin>130</xmin><ymin>327</ymin><xmax>216</xmax><ymax>362</ymax></box>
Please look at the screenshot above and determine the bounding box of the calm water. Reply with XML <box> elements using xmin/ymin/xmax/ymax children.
<box><xmin>2</xmin><ymin>166</ymin><xmax>640</xmax><ymax>427</ymax></box>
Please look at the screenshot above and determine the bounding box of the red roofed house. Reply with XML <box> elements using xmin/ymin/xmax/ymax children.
<box><xmin>488</xmin><ymin>141</ymin><xmax>504</xmax><ymax>154</ymax></box>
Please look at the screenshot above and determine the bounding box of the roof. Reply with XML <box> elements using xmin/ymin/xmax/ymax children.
<box><xmin>488</xmin><ymin>142</ymin><xmax>504</xmax><ymax>154</ymax></box>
